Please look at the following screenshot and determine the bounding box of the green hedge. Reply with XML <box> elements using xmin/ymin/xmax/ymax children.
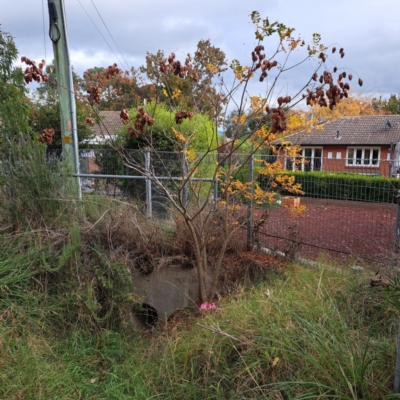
<box><xmin>263</xmin><ymin>171</ymin><xmax>400</xmax><ymax>203</ymax></box>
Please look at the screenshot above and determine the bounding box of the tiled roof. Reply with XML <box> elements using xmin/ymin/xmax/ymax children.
<box><xmin>91</xmin><ymin>111</ymin><xmax>124</xmax><ymax>137</ymax></box>
<box><xmin>283</xmin><ymin>115</ymin><xmax>400</xmax><ymax>146</ymax></box>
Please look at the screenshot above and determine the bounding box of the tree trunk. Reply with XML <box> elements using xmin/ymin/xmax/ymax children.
<box><xmin>186</xmin><ymin>219</ymin><xmax>207</xmax><ymax>303</ymax></box>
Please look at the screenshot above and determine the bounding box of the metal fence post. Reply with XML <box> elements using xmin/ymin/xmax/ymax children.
<box><xmin>247</xmin><ymin>154</ymin><xmax>254</xmax><ymax>251</ymax></box>
<box><xmin>213</xmin><ymin>178</ymin><xmax>218</xmax><ymax>210</ymax></box>
<box><xmin>392</xmin><ymin>190</ymin><xmax>400</xmax><ymax>268</ymax></box>
<box><xmin>181</xmin><ymin>152</ymin><xmax>188</xmax><ymax>207</ymax></box>
<box><xmin>213</xmin><ymin>152</ymin><xmax>219</xmax><ymax>211</ymax></box>
<box><xmin>144</xmin><ymin>150</ymin><xmax>152</xmax><ymax>218</ymax></box>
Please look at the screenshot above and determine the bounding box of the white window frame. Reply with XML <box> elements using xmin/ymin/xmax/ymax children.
<box><xmin>285</xmin><ymin>147</ymin><xmax>323</xmax><ymax>171</ymax></box>
<box><xmin>346</xmin><ymin>147</ymin><xmax>380</xmax><ymax>167</ymax></box>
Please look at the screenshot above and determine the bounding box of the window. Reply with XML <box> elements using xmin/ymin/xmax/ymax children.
<box><xmin>328</xmin><ymin>152</ymin><xmax>333</xmax><ymax>159</ymax></box>
<box><xmin>346</xmin><ymin>147</ymin><xmax>380</xmax><ymax>166</ymax></box>
<box><xmin>285</xmin><ymin>147</ymin><xmax>322</xmax><ymax>171</ymax></box>
<box><xmin>336</xmin><ymin>152</ymin><xmax>342</xmax><ymax>159</ymax></box>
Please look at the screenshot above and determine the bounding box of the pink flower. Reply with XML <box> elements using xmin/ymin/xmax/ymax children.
<box><xmin>199</xmin><ymin>302</ymin><xmax>217</xmax><ymax>311</ymax></box>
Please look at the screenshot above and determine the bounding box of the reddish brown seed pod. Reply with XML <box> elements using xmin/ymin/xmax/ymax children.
<box><xmin>333</xmin><ymin>67</ymin><xmax>338</xmax><ymax>73</ymax></box>
<box><xmin>268</xmin><ymin>60</ymin><xmax>278</xmax><ymax>70</ymax></box>
<box><xmin>332</xmin><ymin>47</ymin><xmax>336</xmax><ymax>53</ymax></box>
<box><xmin>340</xmin><ymin>52</ymin><xmax>345</xmax><ymax>58</ymax></box>
<box><xmin>348</xmin><ymin>74</ymin><xmax>353</xmax><ymax>81</ymax></box>
<box><xmin>120</xmin><ymin>109</ymin><xmax>129</xmax><ymax>124</ymax></box>
<box><xmin>358</xmin><ymin>78</ymin><xmax>363</xmax><ymax>87</ymax></box>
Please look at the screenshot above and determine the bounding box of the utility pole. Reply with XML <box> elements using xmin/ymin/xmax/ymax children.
<box><xmin>48</xmin><ymin>0</ymin><xmax>81</xmax><ymax>199</ymax></box>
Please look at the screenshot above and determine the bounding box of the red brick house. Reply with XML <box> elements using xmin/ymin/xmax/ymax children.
<box><xmin>277</xmin><ymin>115</ymin><xmax>400</xmax><ymax>177</ymax></box>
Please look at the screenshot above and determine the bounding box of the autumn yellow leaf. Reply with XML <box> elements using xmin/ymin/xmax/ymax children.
<box><xmin>250</xmin><ymin>96</ymin><xmax>265</xmax><ymax>111</ymax></box>
<box><xmin>172</xmin><ymin>89</ymin><xmax>181</xmax><ymax>99</ymax></box>
<box><xmin>272</xmin><ymin>357</ymin><xmax>280</xmax><ymax>367</ymax></box>
<box><xmin>207</xmin><ymin>63</ymin><xmax>219</xmax><ymax>74</ymax></box>
<box><xmin>172</xmin><ymin>127</ymin><xmax>186</xmax><ymax>143</ymax></box>
<box><xmin>186</xmin><ymin>149</ymin><xmax>197</xmax><ymax>162</ymax></box>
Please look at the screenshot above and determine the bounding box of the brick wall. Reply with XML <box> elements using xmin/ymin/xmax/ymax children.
<box><xmin>277</xmin><ymin>145</ymin><xmax>394</xmax><ymax>176</ymax></box>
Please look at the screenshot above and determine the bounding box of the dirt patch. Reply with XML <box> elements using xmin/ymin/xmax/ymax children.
<box><xmin>256</xmin><ymin>198</ymin><xmax>396</xmax><ymax>264</ymax></box>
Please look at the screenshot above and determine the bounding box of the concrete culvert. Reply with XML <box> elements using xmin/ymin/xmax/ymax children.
<box><xmin>131</xmin><ymin>303</ymin><xmax>158</xmax><ymax>328</ymax></box>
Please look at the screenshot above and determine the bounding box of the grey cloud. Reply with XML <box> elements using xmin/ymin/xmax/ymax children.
<box><xmin>1</xmin><ymin>0</ymin><xmax>399</xmax><ymax>101</ymax></box>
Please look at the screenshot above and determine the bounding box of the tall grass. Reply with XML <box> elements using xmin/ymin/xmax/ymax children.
<box><xmin>0</xmin><ymin>137</ymin><xmax>72</xmax><ymax>229</ymax></box>
<box><xmin>1</xmin><ymin>260</ymin><xmax>398</xmax><ymax>399</ymax></box>
<box><xmin>128</xmin><ymin>266</ymin><xmax>397</xmax><ymax>399</ymax></box>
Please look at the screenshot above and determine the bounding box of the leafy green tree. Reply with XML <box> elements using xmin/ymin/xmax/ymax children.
<box><xmin>223</xmin><ymin>109</ymin><xmax>267</xmax><ymax>139</ymax></box>
<box><xmin>29</xmin><ymin>63</ymin><xmax>94</xmax><ymax>149</ymax></box>
<box><xmin>140</xmin><ymin>40</ymin><xmax>227</xmax><ymax>116</ymax></box>
<box><xmin>80</xmin><ymin>66</ymin><xmax>146</xmax><ymax>111</ymax></box>
<box><xmin>120</xmin><ymin>102</ymin><xmax>219</xmax><ymax>202</ymax></box>
<box><xmin>373</xmin><ymin>94</ymin><xmax>400</xmax><ymax>115</ymax></box>
<box><xmin>0</xmin><ymin>26</ymin><xmax>29</xmax><ymax>139</ymax></box>
<box><xmin>122</xmin><ymin>102</ymin><xmax>218</xmax><ymax>152</ymax></box>
<box><xmin>384</xmin><ymin>94</ymin><xmax>400</xmax><ymax>114</ymax></box>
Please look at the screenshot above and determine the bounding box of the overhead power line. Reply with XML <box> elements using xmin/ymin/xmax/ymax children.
<box><xmin>90</xmin><ymin>0</ymin><xmax>130</xmax><ymax>71</ymax></box>
<box><xmin>76</xmin><ymin>0</ymin><xmax>124</xmax><ymax>69</ymax></box>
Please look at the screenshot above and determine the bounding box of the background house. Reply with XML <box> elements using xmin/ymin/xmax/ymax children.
<box><xmin>81</xmin><ymin>111</ymin><xmax>124</xmax><ymax>175</ymax></box>
<box><xmin>278</xmin><ymin>115</ymin><xmax>400</xmax><ymax>177</ymax></box>
<box><xmin>86</xmin><ymin>111</ymin><xmax>123</xmax><ymax>145</ymax></box>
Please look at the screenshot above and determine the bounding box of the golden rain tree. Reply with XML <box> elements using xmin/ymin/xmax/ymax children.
<box><xmin>84</xmin><ymin>11</ymin><xmax>362</xmax><ymax>303</ymax></box>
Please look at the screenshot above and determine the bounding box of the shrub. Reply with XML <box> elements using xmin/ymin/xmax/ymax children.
<box><xmin>274</xmin><ymin>171</ymin><xmax>400</xmax><ymax>203</ymax></box>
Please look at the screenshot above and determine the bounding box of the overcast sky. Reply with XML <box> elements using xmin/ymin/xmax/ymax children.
<box><xmin>1</xmin><ymin>0</ymin><xmax>399</xmax><ymax>106</ymax></box>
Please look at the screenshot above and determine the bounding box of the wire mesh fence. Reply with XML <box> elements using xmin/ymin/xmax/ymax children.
<box><xmin>46</xmin><ymin>149</ymin><xmax>400</xmax><ymax>265</ymax></box>
<box><xmin>257</xmin><ymin>156</ymin><xmax>400</xmax><ymax>264</ymax></box>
